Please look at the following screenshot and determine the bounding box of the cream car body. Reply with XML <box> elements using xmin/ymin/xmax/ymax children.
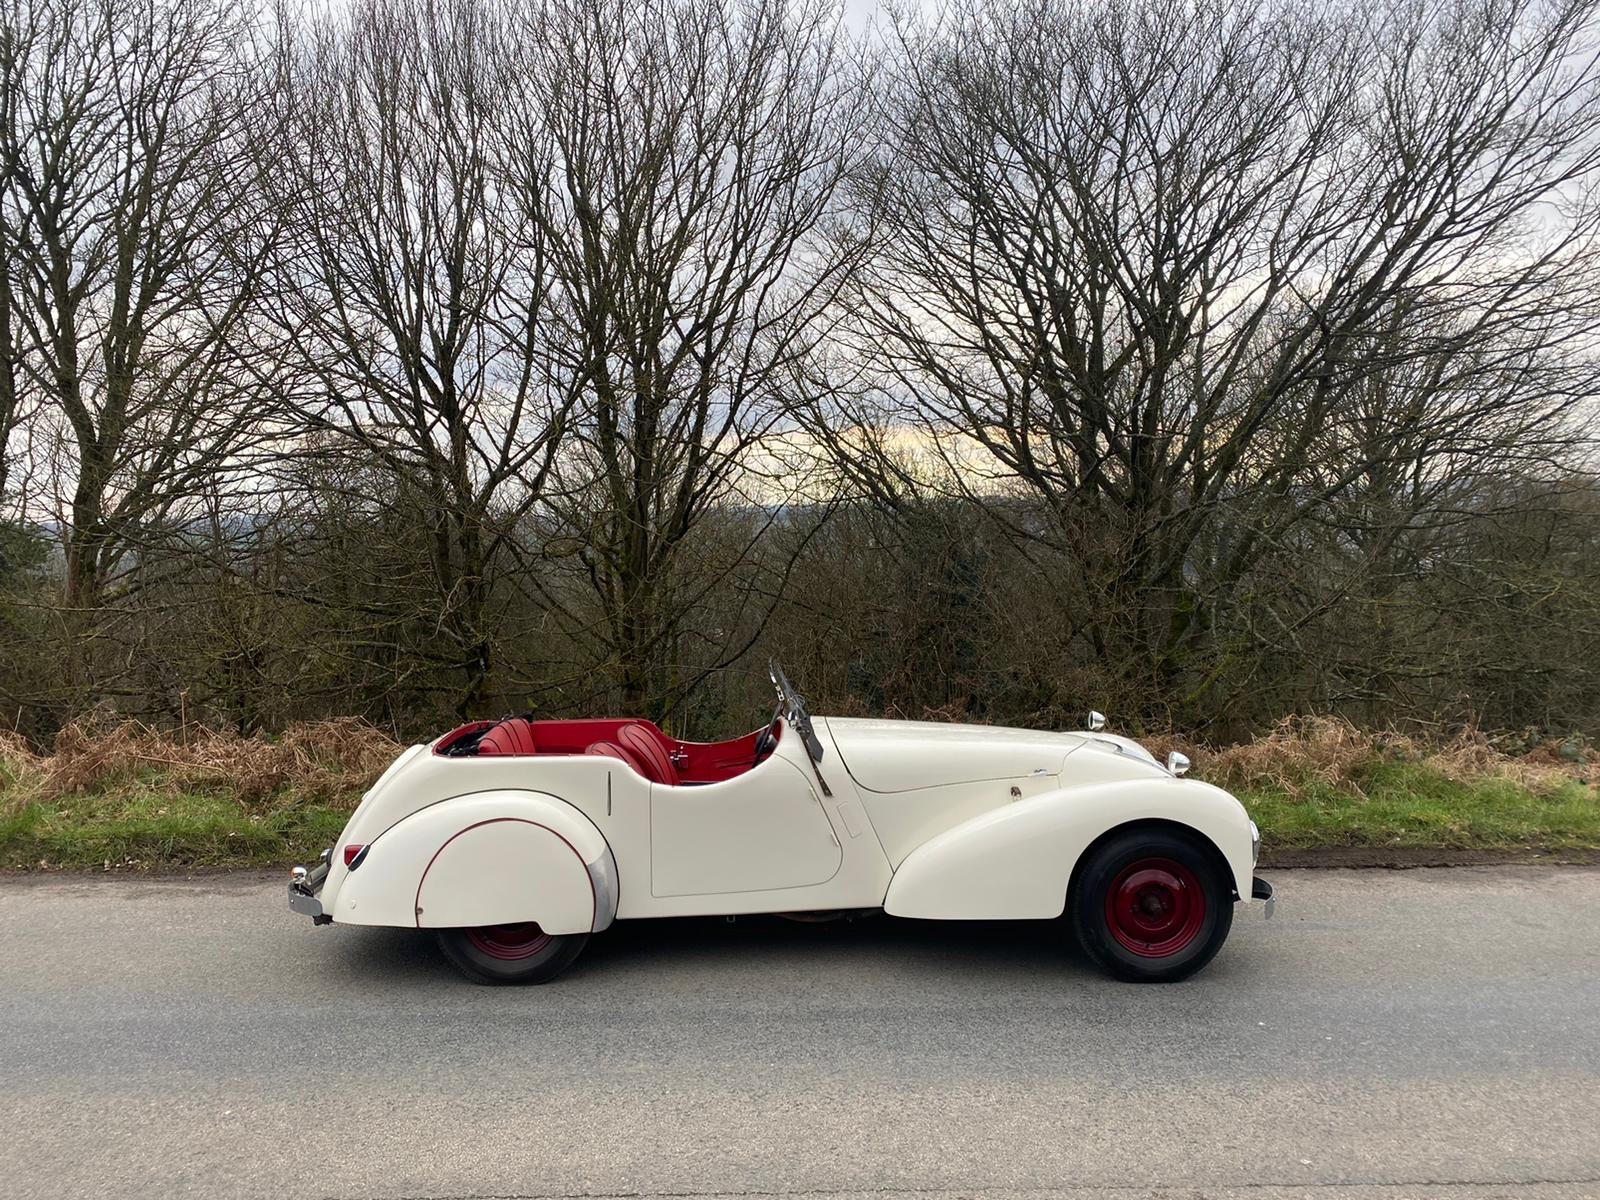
<box><xmin>291</xmin><ymin>668</ymin><xmax>1272</xmax><ymax>983</ymax></box>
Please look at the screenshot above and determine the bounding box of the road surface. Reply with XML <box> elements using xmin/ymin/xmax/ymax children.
<box><xmin>2</xmin><ymin>867</ymin><xmax>1598</xmax><ymax>1199</ymax></box>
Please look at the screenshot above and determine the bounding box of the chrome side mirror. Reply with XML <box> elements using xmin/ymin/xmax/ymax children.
<box><xmin>1085</xmin><ymin>710</ymin><xmax>1106</xmax><ymax>732</ymax></box>
<box><xmin>1166</xmin><ymin>751</ymin><xmax>1191</xmax><ymax>777</ymax></box>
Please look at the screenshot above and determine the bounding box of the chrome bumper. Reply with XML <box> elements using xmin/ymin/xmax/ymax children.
<box><xmin>1252</xmin><ymin>875</ymin><xmax>1275</xmax><ymax>920</ymax></box>
<box><xmin>288</xmin><ymin>852</ymin><xmax>333</xmax><ymax>925</ymax></box>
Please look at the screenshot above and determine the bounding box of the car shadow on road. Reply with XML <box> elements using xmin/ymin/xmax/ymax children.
<box><xmin>312</xmin><ymin>910</ymin><xmax>1156</xmax><ymax>992</ymax></box>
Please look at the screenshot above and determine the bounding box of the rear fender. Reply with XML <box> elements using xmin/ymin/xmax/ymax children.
<box><xmin>884</xmin><ymin>778</ymin><xmax>1253</xmax><ymax>920</ymax></box>
<box><xmin>328</xmin><ymin>790</ymin><xmax>618</xmax><ymax>934</ymax></box>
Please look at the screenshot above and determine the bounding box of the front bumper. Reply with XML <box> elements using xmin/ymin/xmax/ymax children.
<box><xmin>1252</xmin><ymin>875</ymin><xmax>1275</xmax><ymax>919</ymax></box>
<box><xmin>288</xmin><ymin>853</ymin><xmax>333</xmax><ymax>925</ymax></box>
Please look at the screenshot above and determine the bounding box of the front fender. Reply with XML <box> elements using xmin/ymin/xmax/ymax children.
<box><xmin>326</xmin><ymin>790</ymin><xmax>618</xmax><ymax>934</ymax></box>
<box><xmin>884</xmin><ymin>779</ymin><xmax>1253</xmax><ymax>920</ymax></box>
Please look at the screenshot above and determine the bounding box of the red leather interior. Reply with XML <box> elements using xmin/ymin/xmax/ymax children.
<box><xmin>585</xmin><ymin>740</ymin><xmax>646</xmax><ymax>775</ymax></box>
<box><xmin>475</xmin><ymin>717</ymin><xmax>538</xmax><ymax>756</ymax></box>
<box><xmin>434</xmin><ymin>714</ymin><xmax>773</xmax><ymax>785</ymax></box>
<box><xmin>617</xmin><ymin>723</ymin><xmax>678</xmax><ymax>785</ymax></box>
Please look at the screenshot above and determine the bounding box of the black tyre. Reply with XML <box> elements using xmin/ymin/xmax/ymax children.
<box><xmin>435</xmin><ymin>922</ymin><xmax>589</xmax><ymax>985</ymax></box>
<box><xmin>1069</xmin><ymin>828</ymin><xmax>1234</xmax><ymax>982</ymax></box>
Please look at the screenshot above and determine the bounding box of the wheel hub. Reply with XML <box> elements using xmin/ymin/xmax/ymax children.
<box><xmin>1136</xmin><ymin>889</ymin><xmax>1169</xmax><ymax>919</ymax></box>
<box><xmin>1104</xmin><ymin>857</ymin><xmax>1206</xmax><ymax>958</ymax></box>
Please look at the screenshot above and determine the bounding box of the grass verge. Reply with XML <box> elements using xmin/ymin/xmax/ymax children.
<box><xmin>0</xmin><ymin>719</ymin><xmax>395</xmax><ymax>870</ymax></box>
<box><xmin>1183</xmin><ymin>716</ymin><xmax>1600</xmax><ymax>852</ymax></box>
<box><xmin>1239</xmin><ymin>765</ymin><xmax>1600</xmax><ymax>851</ymax></box>
<box><xmin>0</xmin><ymin>795</ymin><xmax>352</xmax><ymax>870</ymax></box>
<box><xmin>1</xmin><ymin>716</ymin><xmax>1596</xmax><ymax>871</ymax></box>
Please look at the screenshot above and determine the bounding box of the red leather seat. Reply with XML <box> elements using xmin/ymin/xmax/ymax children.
<box><xmin>616</xmin><ymin>723</ymin><xmax>678</xmax><ymax>785</ymax></box>
<box><xmin>476</xmin><ymin>717</ymin><xmax>538</xmax><ymax>756</ymax></box>
<box><xmin>585</xmin><ymin>740</ymin><xmax>647</xmax><ymax>776</ymax></box>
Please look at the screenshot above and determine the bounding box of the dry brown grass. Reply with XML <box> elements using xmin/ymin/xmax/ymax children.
<box><xmin>0</xmin><ymin>730</ymin><xmax>39</xmax><ymax>767</ymax></box>
<box><xmin>1147</xmin><ymin>715</ymin><xmax>1599</xmax><ymax>800</ymax></box>
<box><xmin>0</xmin><ymin>718</ymin><xmax>403</xmax><ymax>815</ymax></box>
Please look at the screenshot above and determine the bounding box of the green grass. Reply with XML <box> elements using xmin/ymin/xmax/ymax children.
<box><xmin>1</xmin><ymin>758</ymin><xmax>1597</xmax><ymax>871</ymax></box>
<box><xmin>0</xmin><ymin>773</ymin><xmax>353</xmax><ymax>870</ymax></box>
<box><xmin>1238</xmin><ymin>761</ymin><xmax>1600</xmax><ymax>851</ymax></box>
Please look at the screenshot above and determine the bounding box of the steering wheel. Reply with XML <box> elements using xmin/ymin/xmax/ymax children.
<box><xmin>752</xmin><ymin>699</ymin><xmax>783</xmax><ymax>768</ymax></box>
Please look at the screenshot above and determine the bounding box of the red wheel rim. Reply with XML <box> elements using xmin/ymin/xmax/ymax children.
<box><xmin>465</xmin><ymin>922</ymin><xmax>552</xmax><ymax>961</ymax></box>
<box><xmin>1104</xmin><ymin>857</ymin><xmax>1206</xmax><ymax>958</ymax></box>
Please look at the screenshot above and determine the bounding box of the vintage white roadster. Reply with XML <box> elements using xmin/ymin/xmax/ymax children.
<box><xmin>290</xmin><ymin>663</ymin><xmax>1273</xmax><ymax>984</ymax></box>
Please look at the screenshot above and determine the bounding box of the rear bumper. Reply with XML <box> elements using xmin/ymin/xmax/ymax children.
<box><xmin>1251</xmin><ymin>875</ymin><xmax>1275</xmax><ymax>919</ymax></box>
<box><xmin>289</xmin><ymin>855</ymin><xmax>333</xmax><ymax>925</ymax></box>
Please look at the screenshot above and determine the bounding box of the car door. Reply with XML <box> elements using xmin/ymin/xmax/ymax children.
<box><xmin>649</xmin><ymin>752</ymin><xmax>842</xmax><ymax>897</ymax></box>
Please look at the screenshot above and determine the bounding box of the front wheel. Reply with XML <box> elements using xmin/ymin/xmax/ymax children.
<box><xmin>435</xmin><ymin>923</ymin><xmax>589</xmax><ymax>985</ymax></box>
<box><xmin>1070</xmin><ymin>829</ymin><xmax>1233</xmax><ymax>982</ymax></box>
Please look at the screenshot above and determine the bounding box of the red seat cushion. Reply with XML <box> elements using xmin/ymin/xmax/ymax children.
<box><xmin>617</xmin><ymin>723</ymin><xmax>678</xmax><ymax>785</ymax></box>
<box><xmin>585</xmin><ymin>740</ymin><xmax>647</xmax><ymax>776</ymax></box>
<box><xmin>476</xmin><ymin>717</ymin><xmax>538</xmax><ymax>756</ymax></box>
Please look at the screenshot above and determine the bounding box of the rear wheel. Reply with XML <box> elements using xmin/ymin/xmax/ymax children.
<box><xmin>1070</xmin><ymin>828</ymin><xmax>1233</xmax><ymax>982</ymax></box>
<box><xmin>435</xmin><ymin>922</ymin><xmax>589</xmax><ymax>985</ymax></box>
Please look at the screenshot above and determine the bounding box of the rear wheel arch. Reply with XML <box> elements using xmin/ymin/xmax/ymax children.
<box><xmin>333</xmin><ymin>789</ymin><xmax>619</xmax><ymax>932</ymax></box>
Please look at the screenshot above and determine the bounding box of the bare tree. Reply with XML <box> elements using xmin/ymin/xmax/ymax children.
<box><xmin>0</xmin><ymin>58</ymin><xmax>22</xmax><ymax>515</ymax></box>
<box><xmin>261</xmin><ymin>0</ymin><xmax>577</xmax><ymax>715</ymax></box>
<box><xmin>815</xmin><ymin>0</ymin><xmax>1600</xmax><ymax>725</ymax></box>
<box><xmin>0</xmin><ymin>0</ymin><xmax>273</xmax><ymax>611</ymax></box>
<box><xmin>500</xmin><ymin>0</ymin><xmax>868</xmax><ymax>719</ymax></box>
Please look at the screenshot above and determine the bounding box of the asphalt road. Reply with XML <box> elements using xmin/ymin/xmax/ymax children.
<box><xmin>2</xmin><ymin>867</ymin><xmax>1598</xmax><ymax>1200</ymax></box>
